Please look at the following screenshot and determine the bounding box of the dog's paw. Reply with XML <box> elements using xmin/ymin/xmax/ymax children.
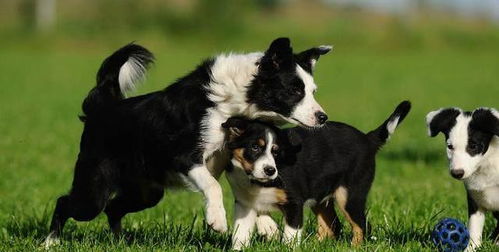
<box><xmin>232</xmin><ymin>240</ymin><xmax>248</xmax><ymax>251</ymax></box>
<box><xmin>256</xmin><ymin>215</ymin><xmax>279</xmax><ymax>239</ymax></box>
<box><xmin>283</xmin><ymin>225</ymin><xmax>302</xmax><ymax>245</ymax></box>
<box><xmin>464</xmin><ymin>244</ymin><xmax>478</xmax><ymax>252</ymax></box>
<box><xmin>206</xmin><ymin>205</ymin><xmax>227</xmax><ymax>233</ymax></box>
<box><xmin>42</xmin><ymin>233</ymin><xmax>60</xmax><ymax>249</ymax></box>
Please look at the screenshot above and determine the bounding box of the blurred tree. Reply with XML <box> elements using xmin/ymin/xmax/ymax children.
<box><xmin>35</xmin><ymin>0</ymin><xmax>56</xmax><ymax>32</ymax></box>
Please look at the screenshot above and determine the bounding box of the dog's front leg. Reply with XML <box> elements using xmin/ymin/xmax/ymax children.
<box><xmin>282</xmin><ymin>203</ymin><xmax>304</xmax><ymax>245</ymax></box>
<box><xmin>465</xmin><ymin>193</ymin><xmax>485</xmax><ymax>252</ymax></box>
<box><xmin>188</xmin><ymin>165</ymin><xmax>227</xmax><ymax>233</ymax></box>
<box><xmin>232</xmin><ymin>202</ymin><xmax>257</xmax><ymax>250</ymax></box>
<box><xmin>256</xmin><ymin>214</ymin><xmax>279</xmax><ymax>239</ymax></box>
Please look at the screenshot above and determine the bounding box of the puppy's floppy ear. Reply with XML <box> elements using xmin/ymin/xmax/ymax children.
<box><xmin>222</xmin><ymin>117</ymin><xmax>249</xmax><ymax>141</ymax></box>
<box><xmin>260</xmin><ymin>37</ymin><xmax>293</xmax><ymax>72</ymax></box>
<box><xmin>471</xmin><ymin>108</ymin><xmax>499</xmax><ymax>136</ymax></box>
<box><xmin>426</xmin><ymin>108</ymin><xmax>462</xmax><ymax>137</ymax></box>
<box><xmin>295</xmin><ymin>45</ymin><xmax>333</xmax><ymax>73</ymax></box>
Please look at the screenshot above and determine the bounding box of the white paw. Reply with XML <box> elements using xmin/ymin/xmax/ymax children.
<box><xmin>206</xmin><ymin>205</ymin><xmax>227</xmax><ymax>233</ymax></box>
<box><xmin>42</xmin><ymin>233</ymin><xmax>60</xmax><ymax>249</ymax></box>
<box><xmin>256</xmin><ymin>215</ymin><xmax>279</xmax><ymax>239</ymax></box>
<box><xmin>464</xmin><ymin>244</ymin><xmax>478</xmax><ymax>252</ymax></box>
<box><xmin>283</xmin><ymin>225</ymin><xmax>302</xmax><ymax>245</ymax></box>
<box><xmin>232</xmin><ymin>239</ymin><xmax>248</xmax><ymax>251</ymax></box>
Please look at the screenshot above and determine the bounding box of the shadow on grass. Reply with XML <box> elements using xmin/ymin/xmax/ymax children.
<box><xmin>4</xmin><ymin>210</ymin><xmax>231</xmax><ymax>250</ymax></box>
<box><xmin>380</xmin><ymin>147</ymin><xmax>443</xmax><ymax>164</ymax></box>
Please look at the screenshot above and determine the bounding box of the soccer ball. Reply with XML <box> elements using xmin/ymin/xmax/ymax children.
<box><xmin>431</xmin><ymin>218</ymin><xmax>469</xmax><ymax>252</ymax></box>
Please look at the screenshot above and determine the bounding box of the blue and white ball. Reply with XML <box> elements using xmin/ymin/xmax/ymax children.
<box><xmin>431</xmin><ymin>218</ymin><xmax>469</xmax><ymax>252</ymax></box>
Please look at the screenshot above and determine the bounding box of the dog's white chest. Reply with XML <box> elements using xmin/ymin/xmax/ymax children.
<box><xmin>468</xmin><ymin>187</ymin><xmax>499</xmax><ymax>211</ymax></box>
<box><xmin>226</xmin><ymin>172</ymin><xmax>283</xmax><ymax>213</ymax></box>
<box><xmin>466</xmin><ymin>167</ymin><xmax>499</xmax><ymax>211</ymax></box>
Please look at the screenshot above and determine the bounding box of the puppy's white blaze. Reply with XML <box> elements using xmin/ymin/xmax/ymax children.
<box><xmin>386</xmin><ymin>116</ymin><xmax>400</xmax><ymax>136</ymax></box>
<box><xmin>118</xmin><ymin>56</ymin><xmax>147</xmax><ymax>94</ymax></box>
<box><xmin>252</xmin><ymin>130</ymin><xmax>278</xmax><ymax>180</ymax></box>
<box><xmin>291</xmin><ymin>65</ymin><xmax>323</xmax><ymax>127</ymax></box>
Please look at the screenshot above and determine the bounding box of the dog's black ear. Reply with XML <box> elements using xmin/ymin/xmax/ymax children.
<box><xmin>426</xmin><ymin>108</ymin><xmax>462</xmax><ymax>137</ymax></box>
<box><xmin>276</xmin><ymin>130</ymin><xmax>302</xmax><ymax>165</ymax></box>
<box><xmin>295</xmin><ymin>45</ymin><xmax>333</xmax><ymax>73</ymax></box>
<box><xmin>471</xmin><ymin>108</ymin><xmax>499</xmax><ymax>136</ymax></box>
<box><xmin>261</xmin><ymin>37</ymin><xmax>293</xmax><ymax>72</ymax></box>
<box><xmin>222</xmin><ymin>117</ymin><xmax>249</xmax><ymax>140</ymax></box>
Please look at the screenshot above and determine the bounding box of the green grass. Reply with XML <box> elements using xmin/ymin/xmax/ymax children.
<box><xmin>1</xmin><ymin>40</ymin><xmax>498</xmax><ymax>252</ymax></box>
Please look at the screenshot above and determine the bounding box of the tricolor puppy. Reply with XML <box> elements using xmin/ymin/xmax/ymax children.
<box><xmin>44</xmin><ymin>38</ymin><xmax>333</xmax><ymax>247</ymax></box>
<box><xmin>223</xmin><ymin>101</ymin><xmax>411</xmax><ymax>250</ymax></box>
<box><xmin>426</xmin><ymin>107</ymin><xmax>499</xmax><ymax>251</ymax></box>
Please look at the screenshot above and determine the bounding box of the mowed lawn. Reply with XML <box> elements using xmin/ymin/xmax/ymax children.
<box><xmin>1</xmin><ymin>43</ymin><xmax>498</xmax><ymax>251</ymax></box>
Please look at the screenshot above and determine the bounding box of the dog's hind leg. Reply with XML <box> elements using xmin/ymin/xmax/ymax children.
<box><xmin>334</xmin><ymin>186</ymin><xmax>367</xmax><ymax>246</ymax></box>
<box><xmin>312</xmin><ymin>200</ymin><xmax>342</xmax><ymax>240</ymax></box>
<box><xmin>44</xmin><ymin>158</ymin><xmax>113</xmax><ymax>248</ymax></box>
<box><xmin>104</xmin><ymin>184</ymin><xmax>164</xmax><ymax>235</ymax></box>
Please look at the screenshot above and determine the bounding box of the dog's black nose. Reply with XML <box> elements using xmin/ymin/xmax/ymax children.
<box><xmin>264</xmin><ymin>166</ymin><xmax>276</xmax><ymax>176</ymax></box>
<box><xmin>315</xmin><ymin>112</ymin><xmax>328</xmax><ymax>125</ymax></box>
<box><xmin>450</xmin><ymin>169</ymin><xmax>465</xmax><ymax>179</ymax></box>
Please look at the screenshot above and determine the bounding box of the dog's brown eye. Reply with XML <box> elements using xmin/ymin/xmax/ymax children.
<box><xmin>447</xmin><ymin>144</ymin><xmax>454</xmax><ymax>150</ymax></box>
<box><xmin>271</xmin><ymin>145</ymin><xmax>279</xmax><ymax>156</ymax></box>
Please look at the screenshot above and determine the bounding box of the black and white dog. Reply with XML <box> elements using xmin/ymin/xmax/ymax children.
<box><xmin>426</xmin><ymin>107</ymin><xmax>499</xmax><ymax>251</ymax></box>
<box><xmin>222</xmin><ymin>101</ymin><xmax>411</xmax><ymax>250</ymax></box>
<box><xmin>43</xmin><ymin>37</ymin><xmax>333</xmax><ymax>247</ymax></box>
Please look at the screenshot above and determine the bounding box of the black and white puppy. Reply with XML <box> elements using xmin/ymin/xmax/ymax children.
<box><xmin>44</xmin><ymin>38</ymin><xmax>333</xmax><ymax>247</ymax></box>
<box><xmin>426</xmin><ymin>107</ymin><xmax>499</xmax><ymax>251</ymax></box>
<box><xmin>223</xmin><ymin>101</ymin><xmax>411</xmax><ymax>250</ymax></box>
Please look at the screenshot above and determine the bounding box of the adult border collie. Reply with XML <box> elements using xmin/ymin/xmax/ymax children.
<box><xmin>44</xmin><ymin>38</ymin><xmax>332</xmax><ymax>246</ymax></box>
<box><xmin>222</xmin><ymin>101</ymin><xmax>411</xmax><ymax>250</ymax></box>
<box><xmin>427</xmin><ymin>107</ymin><xmax>499</xmax><ymax>252</ymax></box>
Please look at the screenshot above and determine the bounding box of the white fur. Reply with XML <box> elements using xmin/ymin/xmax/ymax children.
<box><xmin>447</xmin><ymin>114</ymin><xmax>481</xmax><ymax>179</ymax></box>
<box><xmin>283</xmin><ymin>223</ymin><xmax>302</xmax><ymax>244</ymax></box>
<box><xmin>466</xmin><ymin>209</ymin><xmax>485</xmax><ymax>252</ymax></box>
<box><xmin>226</xmin><ymin>169</ymin><xmax>283</xmax><ymax>213</ymax></box>
<box><xmin>118</xmin><ymin>56</ymin><xmax>147</xmax><ymax>95</ymax></box>
<box><xmin>232</xmin><ymin>202</ymin><xmax>257</xmax><ymax>250</ymax></box>
<box><xmin>256</xmin><ymin>214</ymin><xmax>279</xmax><ymax>239</ymax></box>
<box><xmin>251</xmin><ymin>131</ymin><xmax>278</xmax><ymax>181</ymax></box>
<box><xmin>386</xmin><ymin>116</ymin><xmax>400</xmax><ymax>136</ymax></box>
<box><xmin>290</xmin><ymin>65</ymin><xmax>325</xmax><ymax>127</ymax></box>
<box><xmin>226</xmin><ymin>168</ymin><xmax>284</xmax><ymax>250</ymax></box>
<box><xmin>430</xmin><ymin>108</ymin><xmax>499</xmax><ymax>252</ymax></box>
<box><xmin>187</xmin><ymin>165</ymin><xmax>227</xmax><ymax>232</ymax></box>
<box><xmin>43</xmin><ymin>232</ymin><xmax>60</xmax><ymax>249</ymax></box>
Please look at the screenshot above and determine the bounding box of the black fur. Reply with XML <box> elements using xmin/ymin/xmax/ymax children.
<box><xmin>226</xmin><ymin>101</ymin><xmax>411</xmax><ymax>243</ymax></box>
<box><xmin>428</xmin><ymin>108</ymin><xmax>461</xmax><ymax>138</ymax></box>
<box><xmin>47</xmin><ymin>38</ymin><xmax>331</xmax><ymax>241</ymax></box>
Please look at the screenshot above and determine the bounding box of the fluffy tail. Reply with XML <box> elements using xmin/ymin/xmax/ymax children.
<box><xmin>81</xmin><ymin>43</ymin><xmax>154</xmax><ymax>118</ymax></box>
<box><xmin>367</xmin><ymin>101</ymin><xmax>411</xmax><ymax>150</ymax></box>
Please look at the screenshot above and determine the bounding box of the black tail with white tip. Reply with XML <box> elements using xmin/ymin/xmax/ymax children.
<box><xmin>82</xmin><ymin>43</ymin><xmax>154</xmax><ymax>118</ymax></box>
<box><xmin>367</xmin><ymin>101</ymin><xmax>411</xmax><ymax>150</ymax></box>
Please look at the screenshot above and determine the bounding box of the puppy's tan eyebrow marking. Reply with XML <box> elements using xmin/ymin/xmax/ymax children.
<box><xmin>257</xmin><ymin>138</ymin><xmax>266</xmax><ymax>147</ymax></box>
<box><xmin>233</xmin><ymin>148</ymin><xmax>254</xmax><ymax>173</ymax></box>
